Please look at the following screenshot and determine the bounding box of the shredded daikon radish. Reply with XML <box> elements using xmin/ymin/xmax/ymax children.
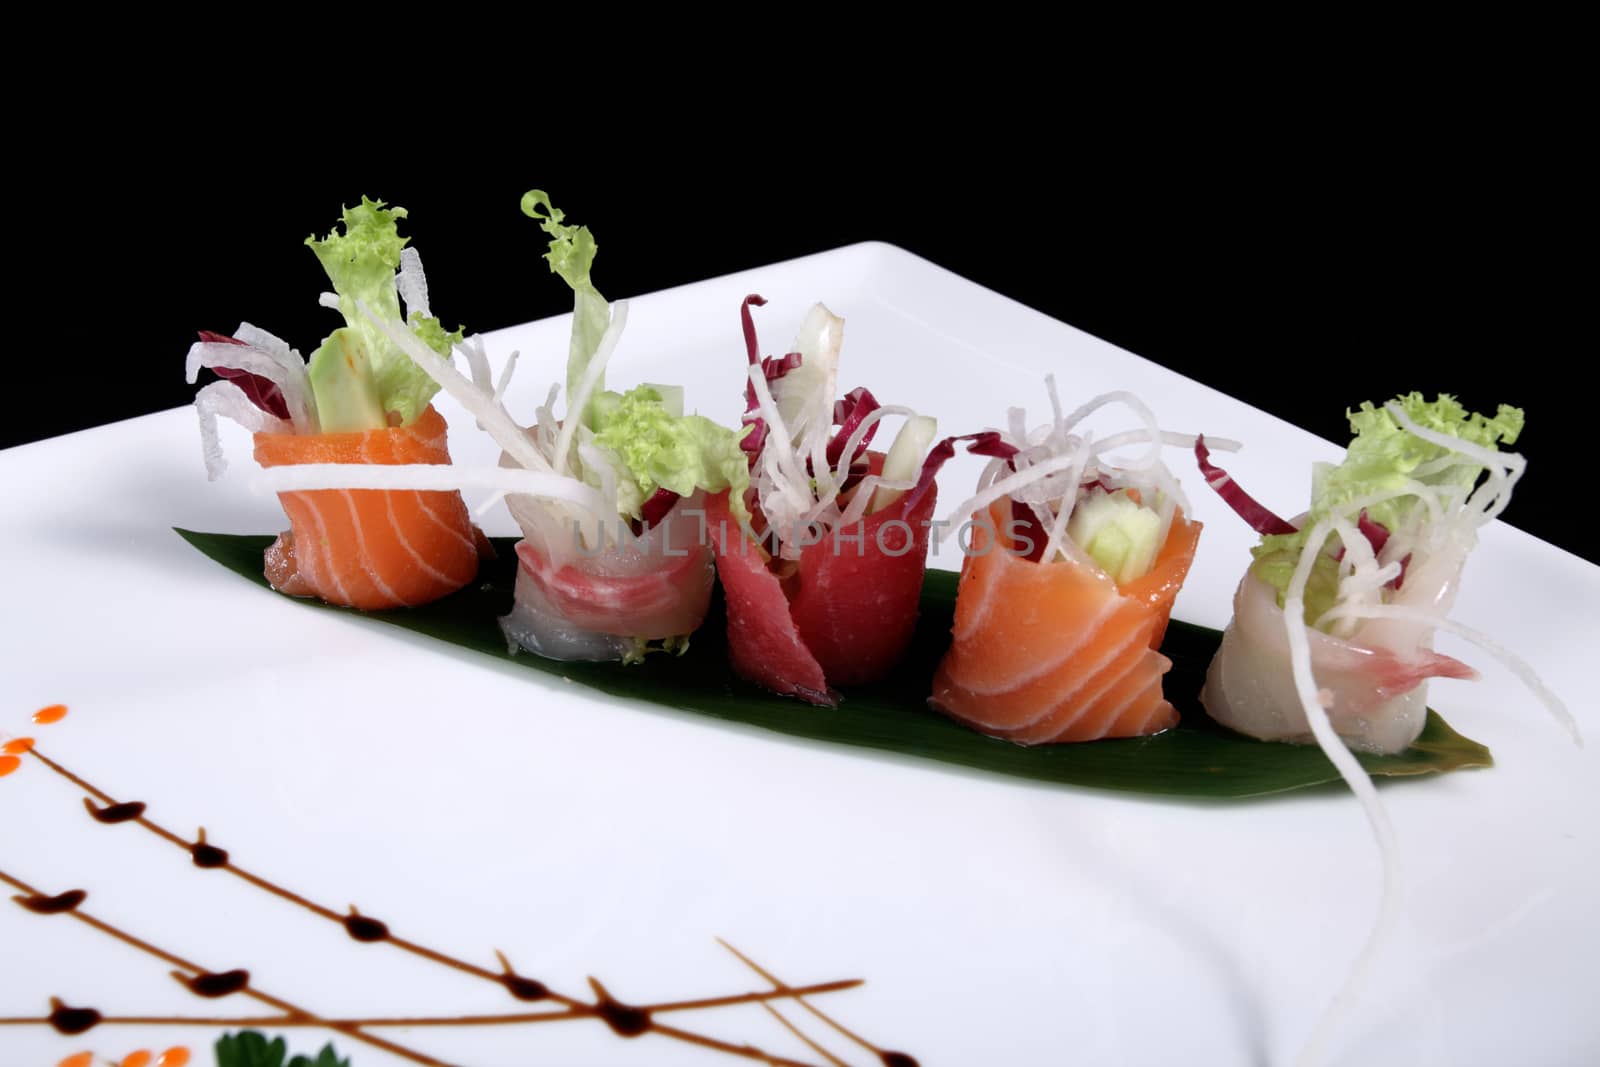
<box><xmin>1387</xmin><ymin>402</ymin><xmax>1526</xmax><ymax>523</ymax></box>
<box><xmin>229</xmin><ymin>324</ymin><xmax>317</xmax><ymax>432</ymax></box>
<box><xmin>532</xmin><ymin>383</ymin><xmax>561</xmax><ymax>458</ymax></box>
<box><xmin>1054</xmin><ymin>390</ymin><xmax>1164</xmax><ymax>470</ymax></box>
<box><xmin>1094</xmin><ymin>429</ymin><xmax>1241</xmax><ymax>456</ymax></box>
<box><xmin>1282</xmin><ymin>518</ymin><xmax>1403</xmax><ymax>1067</ymax></box>
<box><xmin>359</xmin><ymin>302</ymin><xmax>551</xmax><ymax>475</ymax></box>
<box><xmin>939</xmin><ymin>389</ymin><xmax>1203</xmax><ymax>575</ymax></box>
<box><xmin>494</xmin><ymin>350</ymin><xmax>520</xmax><ymax>403</ymax></box>
<box><xmin>1046</xmin><ymin>374</ymin><xmax>1067</xmax><ymax>440</ymax></box>
<box><xmin>230</xmin><ymin>322</ymin><xmax>298</xmax><ymax>370</ymax></box>
<box><xmin>252</xmin><ymin>461</ymin><xmax>611</xmax><ymax>519</ymax></box>
<box><xmin>459</xmin><ymin>333</ymin><xmax>494</xmax><ymax>395</ymax></box>
<box><xmin>185</xmin><ymin>341</ymin><xmax>298</xmax><ymax>392</ymax></box>
<box><xmin>748</xmin><ymin>365</ymin><xmax>812</xmax><ymax>516</ymax></box>
<box><xmin>194</xmin><ymin>381</ymin><xmax>295</xmax><ymax>479</ymax></box>
<box><xmin>396</xmin><ymin>247</ymin><xmax>431</xmax><ymax>320</ymax></box>
<box><xmin>937</xmin><ymin>450</ymin><xmax>1091</xmax><ymax>550</ymax></box>
<box><xmin>186</xmin><ymin>338</ymin><xmax>317</xmax><ymax>435</ymax></box>
<box><xmin>1007</xmin><ymin>406</ymin><xmax>1029</xmax><ymax>444</ymax></box>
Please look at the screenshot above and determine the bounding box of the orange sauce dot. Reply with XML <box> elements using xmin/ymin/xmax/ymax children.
<box><xmin>2</xmin><ymin>737</ymin><xmax>34</xmax><ymax>755</ymax></box>
<box><xmin>157</xmin><ymin>1049</ymin><xmax>191</xmax><ymax>1067</ymax></box>
<box><xmin>57</xmin><ymin>1054</ymin><xmax>94</xmax><ymax>1067</ymax></box>
<box><xmin>122</xmin><ymin>1052</ymin><xmax>153</xmax><ymax>1067</ymax></box>
<box><xmin>0</xmin><ymin>755</ymin><xmax>20</xmax><ymax>778</ymax></box>
<box><xmin>33</xmin><ymin>703</ymin><xmax>69</xmax><ymax>725</ymax></box>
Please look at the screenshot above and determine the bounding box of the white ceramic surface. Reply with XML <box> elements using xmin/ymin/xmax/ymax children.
<box><xmin>2</xmin><ymin>243</ymin><xmax>1596</xmax><ymax>1067</ymax></box>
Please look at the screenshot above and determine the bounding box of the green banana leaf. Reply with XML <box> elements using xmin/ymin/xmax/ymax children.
<box><xmin>176</xmin><ymin>530</ymin><xmax>1491</xmax><ymax>799</ymax></box>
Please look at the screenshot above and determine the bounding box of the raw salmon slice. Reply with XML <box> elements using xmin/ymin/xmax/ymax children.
<box><xmin>930</xmin><ymin>501</ymin><xmax>1201</xmax><ymax>743</ymax></box>
<box><xmin>252</xmin><ymin>405</ymin><xmax>483</xmax><ymax>610</ymax></box>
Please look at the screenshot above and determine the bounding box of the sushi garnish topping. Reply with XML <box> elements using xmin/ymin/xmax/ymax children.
<box><xmin>184</xmin><ymin>200</ymin><xmax>460</xmax><ymax>477</ymax></box>
<box><xmin>1260</xmin><ymin>395</ymin><xmax>1576</xmax><ymax>1067</ymax></box>
<box><xmin>304</xmin><ymin>198</ymin><xmax>462</xmax><ymax>431</ymax></box>
<box><xmin>1194</xmin><ymin>433</ymin><xmax>1296</xmax><ymax>535</ymax></box>
<box><xmin>186</xmin><ymin>323</ymin><xmax>316</xmax><ymax>479</ymax></box>
<box><xmin>936</xmin><ymin>380</ymin><xmax>1234</xmax><ymax>575</ymax></box>
<box><xmin>738</xmin><ymin>298</ymin><xmax>942</xmax><ymax>559</ymax></box>
<box><xmin>275</xmin><ymin>193</ymin><xmax>747</xmax><ymax>556</ymax></box>
<box><xmin>196</xmin><ymin>331</ymin><xmax>293</xmax><ymax>421</ymax></box>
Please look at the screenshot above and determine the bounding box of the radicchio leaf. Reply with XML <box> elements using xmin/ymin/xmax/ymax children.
<box><xmin>826</xmin><ymin>386</ymin><xmax>882</xmax><ymax>465</ymax></box>
<box><xmin>738</xmin><ymin>294</ymin><xmax>803</xmax><ymax>463</ymax></box>
<box><xmin>198</xmin><ymin>331</ymin><xmax>292</xmax><ymax>422</ymax></box>
<box><xmin>640</xmin><ymin>487</ymin><xmax>680</xmax><ymax>530</ymax></box>
<box><xmin>1195</xmin><ymin>434</ymin><xmax>1296</xmax><ymax>536</ymax></box>
<box><xmin>1007</xmin><ymin>499</ymin><xmax>1050</xmax><ymax>563</ymax></box>
<box><xmin>903</xmin><ymin>432</ymin><xmax>1020</xmax><ymax>515</ymax></box>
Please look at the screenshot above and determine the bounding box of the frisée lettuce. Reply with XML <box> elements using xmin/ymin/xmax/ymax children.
<box><xmin>591</xmin><ymin>385</ymin><xmax>752</xmax><ymax>520</ymax></box>
<box><xmin>521</xmin><ymin>190</ymin><xmax>750</xmax><ymax>524</ymax></box>
<box><xmin>306</xmin><ymin>198</ymin><xmax>463</xmax><ymax>430</ymax></box>
<box><xmin>1250</xmin><ymin>392</ymin><xmax>1525</xmax><ymax>625</ymax></box>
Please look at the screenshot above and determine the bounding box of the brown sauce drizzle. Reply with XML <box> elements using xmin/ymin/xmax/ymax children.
<box><xmin>492</xmin><ymin>949</ymin><xmax>550</xmax><ymax>1002</ymax></box>
<box><xmin>1</xmin><ymin>868</ymin><xmax>451</xmax><ymax>1067</ymax></box>
<box><xmin>719</xmin><ymin>939</ymin><xmax>919</xmax><ymax>1066</ymax></box>
<box><xmin>181</xmin><ymin>969</ymin><xmax>250</xmax><ymax>998</ymax></box>
<box><xmin>14</xmin><ymin>741</ymin><xmax>915</xmax><ymax>1066</ymax></box>
<box><xmin>501</xmin><ymin>974</ymin><xmax>550</xmax><ymax>1001</ymax></box>
<box><xmin>189</xmin><ymin>829</ymin><xmax>228</xmax><ymax>869</ymax></box>
<box><xmin>47</xmin><ymin>998</ymin><xmax>101</xmax><ymax>1035</ymax></box>
<box><xmin>343</xmin><ymin>909</ymin><xmax>390</xmax><ymax>943</ymax></box>
<box><xmin>18</xmin><ymin>889</ymin><xmax>87</xmax><ymax>914</ymax></box>
<box><xmin>589</xmin><ymin>979</ymin><xmax>652</xmax><ymax>1038</ymax></box>
<box><xmin>85</xmin><ymin>798</ymin><xmax>146</xmax><ymax>823</ymax></box>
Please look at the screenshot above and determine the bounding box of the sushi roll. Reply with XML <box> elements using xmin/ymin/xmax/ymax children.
<box><xmin>1194</xmin><ymin>393</ymin><xmax>1570</xmax><ymax>754</ymax></box>
<box><xmin>928</xmin><ymin>386</ymin><xmax>1208</xmax><ymax>743</ymax></box>
<box><xmin>467</xmin><ymin>191</ymin><xmax>748</xmax><ymax>662</ymax></box>
<box><xmin>704</xmin><ymin>297</ymin><xmax>944</xmax><ymax>704</ymax></box>
<box><xmin>265</xmin><ymin>191</ymin><xmax>751</xmax><ymax>658</ymax></box>
<box><xmin>1192</xmin><ymin>396</ymin><xmax>1579</xmax><ymax>1067</ymax></box>
<box><xmin>185</xmin><ymin>198</ymin><xmax>484</xmax><ymax>609</ymax></box>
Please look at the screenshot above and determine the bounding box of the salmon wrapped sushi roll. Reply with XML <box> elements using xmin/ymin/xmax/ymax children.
<box><xmin>932</xmin><ymin>500</ymin><xmax>1201</xmax><ymax>743</ymax></box>
<box><xmin>707</xmin><ymin>297</ymin><xmax>947</xmax><ymax>704</ymax></box>
<box><xmin>185</xmin><ymin>198</ymin><xmax>484</xmax><ymax>609</ymax></box>
<box><xmin>252</xmin><ymin>406</ymin><xmax>481</xmax><ymax>610</ymax></box>
<box><xmin>928</xmin><ymin>386</ymin><xmax>1211</xmax><ymax>743</ymax></box>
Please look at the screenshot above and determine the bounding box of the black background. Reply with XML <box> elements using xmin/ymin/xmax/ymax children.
<box><xmin>10</xmin><ymin>101</ymin><xmax>1585</xmax><ymax>562</ymax></box>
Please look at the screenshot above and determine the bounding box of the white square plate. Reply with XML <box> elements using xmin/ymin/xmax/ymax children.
<box><xmin>2</xmin><ymin>243</ymin><xmax>1595</xmax><ymax>1067</ymax></box>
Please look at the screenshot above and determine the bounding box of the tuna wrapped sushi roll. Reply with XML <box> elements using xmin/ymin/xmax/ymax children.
<box><xmin>705</xmin><ymin>297</ymin><xmax>946</xmax><ymax>704</ymax></box>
